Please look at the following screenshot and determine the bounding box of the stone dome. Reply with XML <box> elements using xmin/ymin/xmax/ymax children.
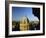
<box><xmin>20</xmin><ymin>16</ymin><xmax>29</xmax><ymax>24</ymax></box>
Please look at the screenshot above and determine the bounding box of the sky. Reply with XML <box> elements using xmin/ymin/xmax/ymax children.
<box><xmin>12</xmin><ymin>7</ymin><xmax>39</xmax><ymax>21</ymax></box>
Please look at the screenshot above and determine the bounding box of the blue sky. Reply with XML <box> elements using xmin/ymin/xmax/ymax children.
<box><xmin>12</xmin><ymin>7</ymin><xmax>39</xmax><ymax>21</ymax></box>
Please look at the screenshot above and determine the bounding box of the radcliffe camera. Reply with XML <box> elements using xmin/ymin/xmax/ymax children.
<box><xmin>12</xmin><ymin>7</ymin><xmax>40</xmax><ymax>31</ymax></box>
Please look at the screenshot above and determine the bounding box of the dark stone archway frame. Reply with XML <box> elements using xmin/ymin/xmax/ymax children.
<box><xmin>32</xmin><ymin>8</ymin><xmax>40</xmax><ymax>30</ymax></box>
<box><xmin>5</xmin><ymin>1</ymin><xmax>45</xmax><ymax>37</ymax></box>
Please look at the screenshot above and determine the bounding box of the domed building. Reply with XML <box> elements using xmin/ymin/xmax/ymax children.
<box><xmin>20</xmin><ymin>16</ymin><xmax>30</xmax><ymax>31</ymax></box>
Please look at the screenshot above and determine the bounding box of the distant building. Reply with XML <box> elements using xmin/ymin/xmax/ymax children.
<box><xmin>20</xmin><ymin>16</ymin><xmax>30</xmax><ymax>31</ymax></box>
